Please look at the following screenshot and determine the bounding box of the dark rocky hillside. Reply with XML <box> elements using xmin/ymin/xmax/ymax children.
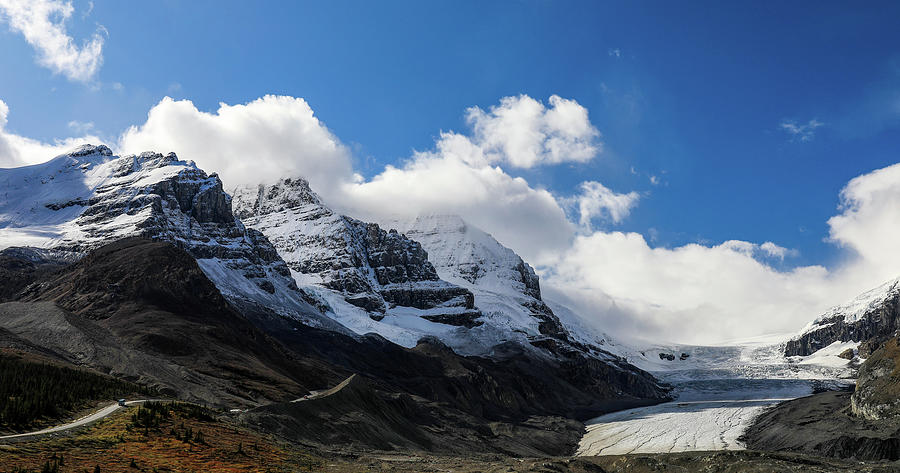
<box><xmin>742</xmin><ymin>390</ymin><xmax>900</xmax><ymax>462</ymax></box>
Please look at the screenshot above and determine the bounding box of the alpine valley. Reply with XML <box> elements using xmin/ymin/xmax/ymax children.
<box><xmin>3</xmin><ymin>145</ymin><xmax>900</xmax><ymax>472</ymax></box>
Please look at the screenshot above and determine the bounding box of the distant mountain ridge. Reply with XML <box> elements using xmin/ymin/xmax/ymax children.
<box><xmin>786</xmin><ymin>276</ymin><xmax>900</xmax><ymax>357</ymax></box>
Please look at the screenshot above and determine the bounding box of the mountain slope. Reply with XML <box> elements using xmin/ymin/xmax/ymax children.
<box><xmin>0</xmin><ymin>147</ymin><xmax>673</xmax><ymax>456</ymax></box>
<box><xmin>0</xmin><ymin>238</ymin><xmax>668</xmax><ymax>455</ymax></box>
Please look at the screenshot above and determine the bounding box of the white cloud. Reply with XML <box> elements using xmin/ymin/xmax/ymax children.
<box><xmin>118</xmin><ymin>94</ymin><xmax>589</xmax><ymax>262</ymax></box>
<box><xmin>0</xmin><ymin>0</ymin><xmax>105</xmax><ymax>83</ymax></box>
<box><xmin>566</xmin><ymin>181</ymin><xmax>639</xmax><ymax>230</ymax></box>
<box><xmin>542</xmin><ymin>233</ymin><xmax>832</xmax><ymax>343</ymax></box>
<box><xmin>336</xmin><ymin>154</ymin><xmax>575</xmax><ymax>263</ymax></box>
<box><xmin>464</xmin><ymin>94</ymin><xmax>601</xmax><ymax>168</ymax></box>
<box><xmin>780</xmin><ymin>118</ymin><xmax>824</xmax><ymax>142</ymax></box>
<box><xmin>827</xmin><ymin>162</ymin><xmax>900</xmax><ymax>285</ymax></box>
<box><xmin>119</xmin><ymin>95</ymin><xmax>356</xmax><ymax>193</ymax></box>
<box><xmin>542</xmin><ymin>161</ymin><xmax>900</xmax><ymax>344</ymax></box>
<box><xmin>760</xmin><ymin>241</ymin><xmax>796</xmax><ymax>260</ymax></box>
<box><xmin>608</xmin><ymin>48</ymin><xmax>622</xmax><ymax>58</ymax></box>
<box><xmin>67</xmin><ymin>119</ymin><xmax>94</xmax><ymax>134</ymax></box>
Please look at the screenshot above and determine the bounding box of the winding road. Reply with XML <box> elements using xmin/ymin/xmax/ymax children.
<box><xmin>0</xmin><ymin>400</ymin><xmax>155</xmax><ymax>441</ymax></box>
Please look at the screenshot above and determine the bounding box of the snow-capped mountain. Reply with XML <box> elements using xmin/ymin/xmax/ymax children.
<box><xmin>387</xmin><ymin>215</ymin><xmax>567</xmax><ymax>337</ymax></box>
<box><xmin>233</xmin><ymin>179</ymin><xmax>528</xmax><ymax>353</ymax></box>
<box><xmin>0</xmin><ymin>145</ymin><xmax>342</xmax><ymax>332</ymax></box>
<box><xmin>387</xmin><ymin>215</ymin><xmax>624</xmax><ymax>359</ymax></box>
<box><xmin>786</xmin><ymin>276</ymin><xmax>900</xmax><ymax>356</ymax></box>
<box><xmin>231</xmin><ymin>178</ymin><xmax>480</xmax><ymax>328</ymax></box>
<box><xmin>231</xmin><ymin>179</ymin><xmax>613</xmax><ymax>359</ymax></box>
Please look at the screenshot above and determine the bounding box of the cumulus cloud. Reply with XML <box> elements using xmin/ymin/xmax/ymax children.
<box><xmin>0</xmin><ymin>0</ymin><xmax>105</xmax><ymax>82</ymax></box>
<box><xmin>759</xmin><ymin>241</ymin><xmax>797</xmax><ymax>260</ymax></box>
<box><xmin>542</xmin><ymin>160</ymin><xmax>900</xmax><ymax>344</ymax></box>
<box><xmin>827</xmin><ymin>162</ymin><xmax>900</xmax><ymax>285</ymax></box>
<box><xmin>336</xmin><ymin>154</ymin><xmax>575</xmax><ymax>263</ymax></box>
<box><xmin>780</xmin><ymin>118</ymin><xmax>824</xmax><ymax>142</ymax></box>
<box><xmin>119</xmin><ymin>95</ymin><xmax>356</xmax><ymax>192</ymax></box>
<box><xmin>542</xmin><ymin>232</ymin><xmax>832</xmax><ymax>343</ymax></box>
<box><xmin>118</xmin><ymin>94</ymin><xmax>589</xmax><ymax>262</ymax></box>
<box><xmin>463</xmin><ymin>94</ymin><xmax>601</xmax><ymax>168</ymax></box>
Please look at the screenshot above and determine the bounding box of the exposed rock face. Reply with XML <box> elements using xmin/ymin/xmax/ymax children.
<box><xmin>0</xmin><ymin>145</ymin><xmax>340</xmax><ymax>332</ymax></box>
<box><xmin>851</xmin><ymin>336</ymin><xmax>900</xmax><ymax>420</ymax></box>
<box><xmin>785</xmin><ymin>277</ymin><xmax>900</xmax><ymax>357</ymax></box>
<box><xmin>232</xmin><ymin>178</ymin><xmax>481</xmax><ymax>327</ymax></box>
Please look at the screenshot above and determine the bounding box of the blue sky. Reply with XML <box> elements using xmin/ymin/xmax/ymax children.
<box><xmin>3</xmin><ymin>1</ymin><xmax>900</xmax><ymax>341</ymax></box>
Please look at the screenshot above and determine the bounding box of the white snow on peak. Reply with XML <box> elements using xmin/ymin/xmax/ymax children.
<box><xmin>387</xmin><ymin>215</ymin><xmax>535</xmax><ymax>294</ymax></box>
<box><xmin>386</xmin><ymin>214</ymin><xmax>585</xmax><ymax>347</ymax></box>
<box><xmin>1</xmin><ymin>145</ymin><xmax>195</xmax><ymax>247</ymax></box>
<box><xmin>232</xmin><ymin>179</ymin><xmax>500</xmax><ymax>352</ymax></box>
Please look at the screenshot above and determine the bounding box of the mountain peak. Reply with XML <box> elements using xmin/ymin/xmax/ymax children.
<box><xmin>232</xmin><ymin>177</ymin><xmax>324</xmax><ymax>220</ymax></box>
<box><xmin>67</xmin><ymin>143</ymin><xmax>113</xmax><ymax>158</ymax></box>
